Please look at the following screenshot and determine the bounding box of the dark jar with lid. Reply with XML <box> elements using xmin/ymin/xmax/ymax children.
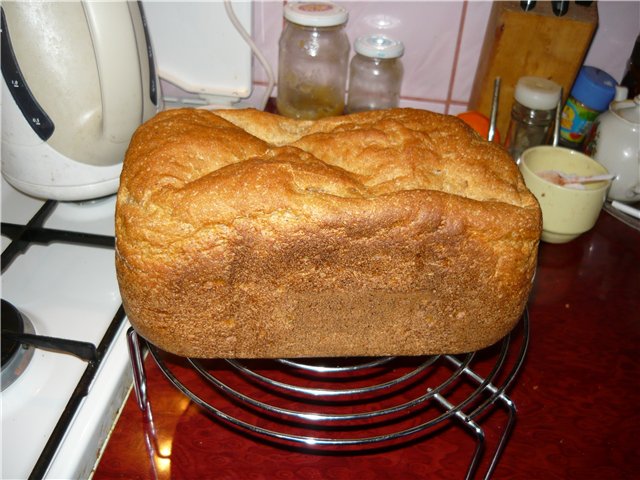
<box><xmin>621</xmin><ymin>34</ymin><xmax>640</xmax><ymax>99</ymax></box>
<box><xmin>276</xmin><ymin>2</ymin><xmax>350</xmax><ymax>120</ymax></box>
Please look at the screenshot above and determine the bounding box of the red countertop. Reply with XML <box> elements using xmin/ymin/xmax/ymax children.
<box><xmin>94</xmin><ymin>210</ymin><xmax>640</xmax><ymax>479</ymax></box>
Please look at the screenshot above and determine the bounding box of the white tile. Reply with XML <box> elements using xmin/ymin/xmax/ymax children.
<box><xmin>451</xmin><ymin>1</ymin><xmax>493</xmax><ymax>104</ymax></box>
<box><xmin>584</xmin><ymin>1</ymin><xmax>640</xmax><ymax>82</ymax></box>
<box><xmin>249</xmin><ymin>1</ymin><xmax>639</xmax><ymax>110</ymax></box>
<box><xmin>251</xmin><ymin>1</ymin><xmax>283</xmax><ymax>85</ymax></box>
<box><xmin>398</xmin><ymin>98</ymin><xmax>446</xmax><ymax>114</ymax></box>
<box><xmin>447</xmin><ymin>103</ymin><xmax>471</xmax><ymax>116</ymax></box>
<box><xmin>343</xmin><ymin>1</ymin><xmax>463</xmax><ymax>101</ymax></box>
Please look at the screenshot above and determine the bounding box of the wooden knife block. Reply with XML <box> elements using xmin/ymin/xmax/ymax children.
<box><xmin>469</xmin><ymin>1</ymin><xmax>598</xmax><ymax>142</ymax></box>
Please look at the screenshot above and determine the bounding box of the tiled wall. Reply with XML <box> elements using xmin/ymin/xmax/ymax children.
<box><xmin>252</xmin><ymin>0</ymin><xmax>640</xmax><ymax>114</ymax></box>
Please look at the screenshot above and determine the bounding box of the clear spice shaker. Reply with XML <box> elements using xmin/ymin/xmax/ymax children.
<box><xmin>276</xmin><ymin>2</ymin><xmax>350</xmax><ymax>120</ymax></box>
<box><xmin>346</xmin><ymin>34</ymin><xmax>404</xmax><ymax>113</ymax></box>
<box><xmin>504</xmin><ymin>76</ymin><xmax>562</xmax><ymax>162</ymax></box>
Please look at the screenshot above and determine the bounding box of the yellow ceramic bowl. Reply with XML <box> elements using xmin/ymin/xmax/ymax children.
<box><xmin>519</xmin><ymin>146</ymin><xmax>611</xmax><ymax>244</ymax></box>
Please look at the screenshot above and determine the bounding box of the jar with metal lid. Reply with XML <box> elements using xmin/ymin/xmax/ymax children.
<box><xmin>276</xmin><ymin>2</ymin><xmax>350</xmax><ymax>120</ymax></box>
<box><xmin>346</xmin><ymin>34</ymin><xmax>404</xmax><ymax>113</ymax></box>
<box><xmin>504</xmin><ymin>76</ymin><xmax>562</xmax><ymax>162</ymax></box>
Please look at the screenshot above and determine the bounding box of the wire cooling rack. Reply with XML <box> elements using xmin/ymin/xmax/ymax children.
<box><xmin>127</xmin><ymin>310</ymin><xmax>529</xmax><ymax>479</ymax></box>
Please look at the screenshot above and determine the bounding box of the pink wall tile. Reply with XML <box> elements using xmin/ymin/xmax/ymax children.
<box><xmin>399</xmin><ymin>98</ymin><xmax>447</xmax><ymax>113</ymax></box>
<box><xmin>343</xmin><ymin>1</ymin><xmax>462</xmax><ymax>102</ymax></box>
<box><xmin>252</xmin><ymin>0</ymin><xmax>640</xmax><ymax>113</ymax></box>
<box><xmin>251</xmin><ymin>1</ymin><xmax>282</xmax><ymax>86</ymax></box>
<box><xmin>451</xmin><ymin>1</ymin><xmax>492</xmax><ymax>105</ymax></box>
<box><xmin>585</xmin><ymin>1</ymin><xmax>640</xmax><ymax>82</ymax></box>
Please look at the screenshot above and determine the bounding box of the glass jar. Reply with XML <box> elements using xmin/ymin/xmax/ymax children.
<box><xmin>276</xmin><ymin>2</ymin><xmax>350</xmax><ymax>120</ymax></box>
<box><xmin>346</xmin><ymin>34</ymin><xmax>404</xmax><ymax>113</ymax></box>
<box><xmin>504</xmin><ymin>76</ymin><xmax>561</xmax><ymax>162</ymax></box>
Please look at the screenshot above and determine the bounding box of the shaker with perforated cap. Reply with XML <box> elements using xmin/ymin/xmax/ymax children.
<box><xmin>504</xmin><ymin>76</ymin><xmax>562</xmax><ymax>162</ymax></box>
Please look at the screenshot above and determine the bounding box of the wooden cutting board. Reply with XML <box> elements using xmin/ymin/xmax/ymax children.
<box><xmin>469</xmin><ymin>1</ymin><xmax>598</xmax><ymax>142</ymax></box>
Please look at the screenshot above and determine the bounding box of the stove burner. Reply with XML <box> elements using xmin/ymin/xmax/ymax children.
<box><xmin>1</xmin><ymin>299</ymin><xmax>35</xmax><ymax>391</ymax></box>
<box><xmin>2</xmin><ymin>299</ymin><xmax>24</xmax><ymax>366</ymax></box>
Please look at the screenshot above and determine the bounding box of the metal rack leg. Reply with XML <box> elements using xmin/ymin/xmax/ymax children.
<box><xmin>126</xmin><ymin>327</ymin><xmax>148</xmax><ymax>412</ymax></box>
<box><xmin>483</xmin><ymin>394</ymin><xmax>516</xmax><ymax>480</ymax></box>
<box><xmin>444</xmin><ymin>355</ymin><xmax>518</xmax><ymax>480</ymax></box>
<box><xmin>430</xmin><ymin>390</ymin><xmax>485</xmax><ymax>480</ymax></box>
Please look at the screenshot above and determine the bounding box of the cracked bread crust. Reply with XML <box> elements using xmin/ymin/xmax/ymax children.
<box><xmin>115</xmin><ymin>107</ymin><xmax>541</xmax><ymax>358</ymax></box>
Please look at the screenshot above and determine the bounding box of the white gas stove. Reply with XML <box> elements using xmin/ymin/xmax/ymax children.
<box><xmin>1</xmin><ymin>2</ymin><xmax>258</xmax><ymax>477</ymax></box>
<box><xmin>1</xmin><ymin>176</ymin><xmax>132</xmax><ymax>479</ymax></box>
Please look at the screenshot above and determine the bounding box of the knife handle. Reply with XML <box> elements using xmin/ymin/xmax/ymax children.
<box><xmin>520</xmin><ymin>0</ymin><xmax>536</xmax><ymax>11</ymax></box>
<box><xmin>551</xmin><ymin>0</ymin><xmax>569</xmax><ymax>16</ymax></box>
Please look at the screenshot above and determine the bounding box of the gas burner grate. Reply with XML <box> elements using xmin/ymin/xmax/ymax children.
<box><xmin>1</xmin><ymin>200</ymin><xmax>126</xmax><ymax>479</ymax></box>
<box><xmin>128</xmin><ymin>310</ymin><xmax>529</xmax><ymax>479</ymax></box>
<box><xmin>1</xmin><ymin>200</ymin><xmax>115</xmax><ymax>273</ymax></box>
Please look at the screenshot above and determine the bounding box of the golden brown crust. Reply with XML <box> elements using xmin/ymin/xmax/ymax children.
<box><xmin>116</xmin><ymin>107</ymin><xmax>541</xmax><ymax>358</ymax></box>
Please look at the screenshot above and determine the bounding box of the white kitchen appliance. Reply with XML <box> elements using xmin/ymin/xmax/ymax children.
<box><xmin>1</xmin><ymin>1</ymin><xmax>259</xmax><ymax>202</ymax></box>
<box><xmin>1</xmin><ymin>1</ymin><xmax>161</xmax><ymax>201</ymax></box>
<box><xmin>1</xmin><ymin>2</ymin><xmax>256</xmax><ymax>478</ymax></box>
<box><xmin>142</xmin><ymin>0</ymin><xmax>255</xmax><ymax>109</ymax></box>
<box><xmin>1</xmin><ymin>178</ymin><xmax>131</xmax><ymax>479</ymax></box>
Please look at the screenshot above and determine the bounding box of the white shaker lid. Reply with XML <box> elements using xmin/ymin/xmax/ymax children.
<box><xmin>614</xmin><ymin>85</ymin><xmax>629</xmax><ymax>102</ymax></box>
<box><xmin>514</xmin><ymin>76</ymin><xmax>562</xmax><ymax>110</ymax></box>
<box><xmin>284</xmin><ymin>2</ymin><xmax>348</xmax><ymax>27</ymax></box>
<box><xmin>355</xmin><ymin>34</ymin><xmax>404</xmax><ymax>59</ymax></box>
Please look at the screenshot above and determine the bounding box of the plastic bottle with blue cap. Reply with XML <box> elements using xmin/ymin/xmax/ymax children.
<box><xmin>559</xmin><ymin>66</ymin><xmax>617</xmax><ymax>150</ymax></box>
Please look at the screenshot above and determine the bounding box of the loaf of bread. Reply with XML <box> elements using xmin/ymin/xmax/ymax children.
<box><xmin>115</xmin><ymin>107</ymin><xmax>541</xmax><ymax>358</ymax></box>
